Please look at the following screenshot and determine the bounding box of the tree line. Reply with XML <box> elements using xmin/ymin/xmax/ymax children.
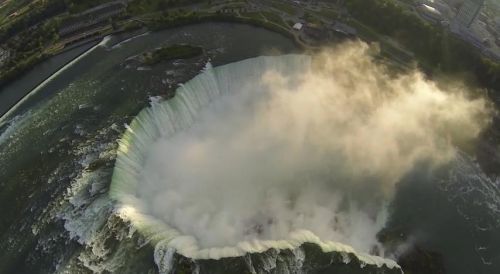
<box><xmin>345</xmin><ymin>0</ymin><xmax>499</xmax><ymax>91</ymax></box>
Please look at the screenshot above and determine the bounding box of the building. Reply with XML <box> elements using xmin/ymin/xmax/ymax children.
<box><xmin>455</xmin><ymin>0</ymin><xmax>485</xmax><ymax>28</ymax></box>
<box><xmin>293</xmin><ymin>23</ymin><xmax>303</xmax><ymax>30</ymax></box>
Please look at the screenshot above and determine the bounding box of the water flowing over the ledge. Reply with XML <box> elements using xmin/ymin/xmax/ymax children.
<box><xmin>110</xmin><ymin>45</ymin><xmax>489</xmax><ymax>272</ymax></box>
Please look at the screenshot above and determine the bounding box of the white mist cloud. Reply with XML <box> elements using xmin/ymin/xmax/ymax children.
<box><xmin>135</xmin><ymin>42</ymin><xmax>490</xmax><ymax>255</ymax></box>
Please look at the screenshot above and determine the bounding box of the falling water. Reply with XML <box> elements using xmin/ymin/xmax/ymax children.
<box><xmin>110</xmin><ymin>43</ymin><xmax>490</xmax><ymax>273</ymax></box>
<box><xmin>109</xmin><ymin>54</ymin><xmax>401</xmax><ymax>271</ymax></box>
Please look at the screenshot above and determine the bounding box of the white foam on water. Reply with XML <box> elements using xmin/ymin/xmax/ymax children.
<box><xmin>111</xmin><ymin>53</ymin><xmax>401</xmax><ymax>269</ymax></box>
<box><xmin>441</xmin><ymin>152</ymin><xmax>500</xmax><ymax>266</ymax></box>
<box><xmin>0</xmin><ymin>112</ymin><xmax>29</xmax><ymax>146</ymax></box>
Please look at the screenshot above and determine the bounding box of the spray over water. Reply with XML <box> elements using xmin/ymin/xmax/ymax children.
<box><xmin>111</xmin><ymin>42</ymin><xmax>490</xmax><ymax>267</ymax></box>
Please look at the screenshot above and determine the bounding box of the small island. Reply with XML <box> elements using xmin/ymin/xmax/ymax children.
<box><xmin>142</xmin><ymin>44</ymin><xmax>203</xmax><ymax>65</ymax></box>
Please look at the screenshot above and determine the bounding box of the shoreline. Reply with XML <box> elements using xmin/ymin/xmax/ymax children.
<box><xmin>0</xmin><ymin>28</ymin><xmax>153</xmax><ymax>120</ymax></box>
<box><xmin>0</xmin><ymin>20</ymin><xmax>298</xmax><ymax>120</ymax></box>
<box><xmin>0</xmin><ymin>40</ymin><xmax>102</xmax><ymax>121</ymax></box>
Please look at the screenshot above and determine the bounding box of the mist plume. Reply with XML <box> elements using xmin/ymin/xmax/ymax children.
<box><xmin>114</xmin><ymin>41</ymin><xmax>491</xmax><ymax>258</ymax></box>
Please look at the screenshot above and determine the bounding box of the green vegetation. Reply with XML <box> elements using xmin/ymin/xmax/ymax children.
<box><xmin>0</xmin><ymin>0</ymin><xmax>65</xmax><ymax>87</ymax></box>
<box><xmin>0</xmin><ymin>0</ymin><xmax>128</xmax><ymax>88</ymax></box>
<box><xmin>121</xmin><ymin>20</ymin><xmax>144</xmax><ymax>32</ymax></box>
<box><xmin>0</xmin><ymin>18</ymin><xmax>59</xmax><ymax>87</ymax></box>
<box><xmin>345</xmin><ymin>0</ymin><xmax>500</xmax><ymax>90</ymax></box>
<box><xmin>0</xmin><ymin>0</ymin><xmax>497</xmax><ymax>92</ymax></box>
<box><xmin>317</xmin><ymin>8</ymin><xmax>339</xmax><ymax>20</ymax></box>
<box><xmin>127</xmin><ymin>0</ymin><xmax>205</xmax><ymax>16</ymax></box>
<box><xmin>64</xmin><ymin>0</ymin><xmax>111</xmax><ymax>13</ymax></box>
<box><xmin>0</xmin><ymin>0</ymin><xmax>65</xmax><ymax>43</ymax></box>
<box><xmin>343</xmin><ymin>18</ymin><xmax>379</xmax><ymax>41</ymax></box>
<box><xmin>0</xmin><ymin>0</ymin><xmax>33</xmax><ymax>23</ymax></box>
<box><xmin>240</xmin><ymin>11</ymin><xmax>265</xmax><ymax>21</ymax></box>
<box><xmin>268</xmin><ymin>0</ymin><xmax>298</xmax><ymax>16</ymax></box>
<box><xmin>261</xmin><ymin>11</ymin><xmax>288</xmax><ymax>28</ymax></box>
<box><xmin>144</xmin><ymin>11</ymin><xmax>296</xmax><ymax>47</ymax></box>
<box><xmin>143</xmin><ymin>44</ymin><xmax>203</xmax><ymax>65</ymax></box>
<box><xmin>302</xmin><ymin>11</ymin><xmax>323</xmax><ymax>25</ymax></box>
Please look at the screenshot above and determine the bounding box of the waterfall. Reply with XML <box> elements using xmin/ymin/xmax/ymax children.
<box><xmin>109</xmin><ymin>54</ymin><xmax>400</xmax><ymax>272</ymax></box>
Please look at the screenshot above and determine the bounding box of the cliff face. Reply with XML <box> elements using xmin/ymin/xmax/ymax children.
<box><xmin>166</xmin><ymin>243</ymin><xmax>402</xmax><ymax>274</ymax></box>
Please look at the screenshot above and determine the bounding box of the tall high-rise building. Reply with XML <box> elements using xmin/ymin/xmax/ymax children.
<box><xmin>455</xmin><ymin>0</ymin><xmax>485</xmax><ymax>27</ymax></box>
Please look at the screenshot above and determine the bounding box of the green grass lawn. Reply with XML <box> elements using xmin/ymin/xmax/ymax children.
<box><xmin>261</xmin><ymin>11</ymin><xmax>287</xmax><ymax>28</ymax></box>
<box><xmin>268</xmin><ymin>0</ymin><xmax>298</xmax><ymax>16</ymax></box>
<box><xmin>344</xmin><ymin>18</ymin><xmax>380</xmax><ymax>41</ymax></box>
<box><xmin>143</xmin><ymin>44</ymin><xmax>203</xmax><ymax>65</ymax></box>
<box><xmin>302</xmin><ymin>10</ymin><xmax>323</xmax><ymax>25</ymax></box>
<box><xmin>240</xmin><ymin>11</ymin><xmax>265</xmax><ymax>21</ymax></box>
<box><xmin>127</xmin><ymin>0</ymin><xmax>208</xmax><ymax>16</ymax></box>
<box><xmin>317</xmin><ymin>8</ymin><xmax>339</xmax><ymax>20</ymax></box>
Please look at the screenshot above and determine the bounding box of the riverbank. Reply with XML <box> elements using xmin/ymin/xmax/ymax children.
<box><xmin>0</xmin><ymin>42</ymin><xmax>97</xmax><ymax>118</ymax></box>
<box><xmin>142</xmin><ymin>13</ymin><xmax>308</xmax><ymax>50</ymax></box>
<box><xmin>0</xmin><ymin>0</ymin><xmax>315</xmax><ymax>93</ymax></box>
<box><xmin>0</xmin><ymin>21</ymin><xmax>298</xmax><ymax>122</ymax></box>
<box><xmin>0</xmin><ymin>9</ymin><xmax>305</xmax><ymax>118</ymax></box>
<box><xmin>0</xmin><ymin>25</ymin><xmax>161</xmax><ymax>118</ymax></box>
<box><xmin>142</xmin><ymin>44</ymin><xmax>203</xmax><ymax>65</ymax></box>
